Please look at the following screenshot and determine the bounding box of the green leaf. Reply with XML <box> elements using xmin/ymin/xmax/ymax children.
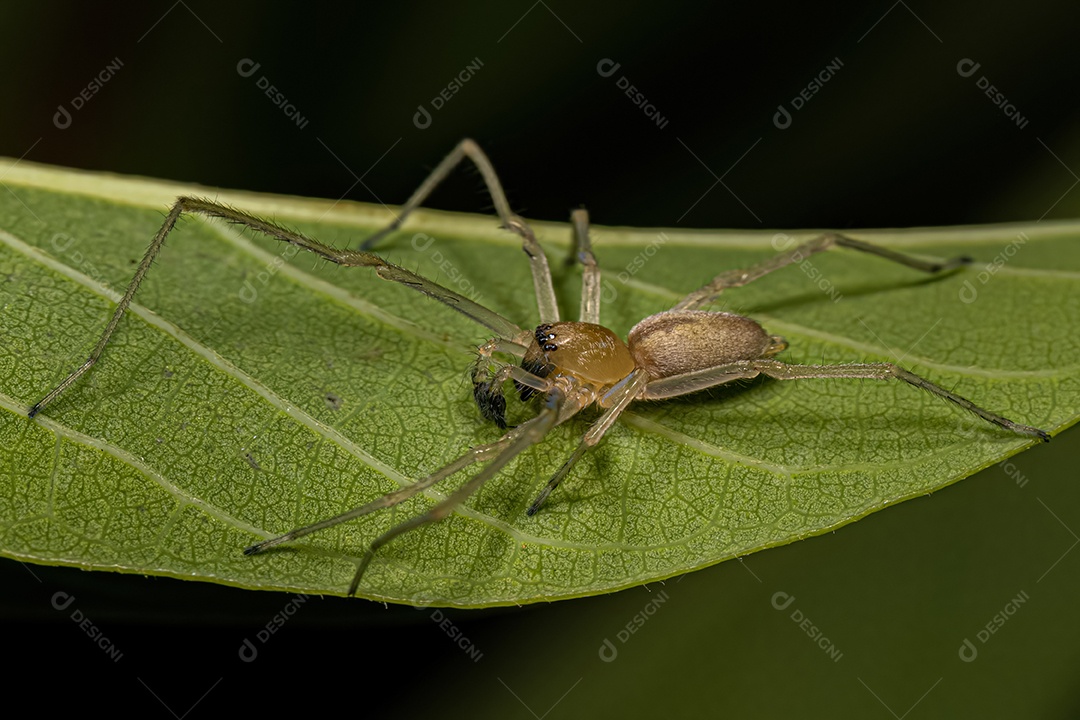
<box><xmin>0</xmin><ymin>158</ymin><xmax>1076</xmax><ymax>607</ymax></box>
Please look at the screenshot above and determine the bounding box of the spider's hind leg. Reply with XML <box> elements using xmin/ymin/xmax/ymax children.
<box><xmin>674</xmin><ymin>232</ymin><xmax>973</xmax><ymax>311</ymax></box>
<box><xmin>247</xmin><ymin>386</ymin><xmax>584</xmax><ymax>596</ymax></box>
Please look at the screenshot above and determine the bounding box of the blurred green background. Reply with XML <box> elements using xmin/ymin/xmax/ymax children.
<box><xmin>2</xmin><ymin>1</ymin><xmax>1078</xmax><ymax>716</ymax></box>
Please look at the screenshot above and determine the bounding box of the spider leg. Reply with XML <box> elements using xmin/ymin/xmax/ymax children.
<box><xmin>641</xmin><ymin>359</ymin><xmax>1050</xmax><ymax>441</ymax></box>
<box><xmin>472</xmin><ymin>349</ymin><xmax>556</xmax><ymax>429</ymax></box>
<box><xmin>244</xmin><ymin>387</ymin><xmax>565</xmax><ymax>595</ymax></box>
<box><xmin>353</xmin><ymin>386</ymin><xmax>581</xmax><ymax>595</ymax></box>
<box><xmin>357</xmin><ymin>138</ymin><xmax>561</xmax><ymax>324</ymax></box>
<box><xmin>527</xmin><ymin>370</ymin><xmax>650</xmax><ymax>515</ymax></box>
<box><xmin>251</xmin><ymin>378</ymin><xmax>597</xmax><ymax>595</ymax></box>
<box><xmin>673</xmin><ymin>233</ymin><xmax>973</xmax><ymax>311</ymax></box>
<box><xmin>245</xmin><ymin>435</ymin><xmax>517</xmax><ymax>555</ymax></box>
<box><xmin>475</xmin><ymin>337</ymin><xmax>530</xmax><ymax>361</ymax></box>
<box><xmin>564</xmin><ymin>208</ymin><xmax>602</xmax><ymax>325</ymax></box>
<box><xmin>27</xmin><ymin>196</ymin><xmax>524</xmax><ymax>418</ymax></box>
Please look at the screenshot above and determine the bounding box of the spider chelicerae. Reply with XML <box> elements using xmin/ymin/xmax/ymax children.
<box><xmin>29</xmin><ymin>139</ymin><xmax>1050</xmax><ymax>596</ymax></box>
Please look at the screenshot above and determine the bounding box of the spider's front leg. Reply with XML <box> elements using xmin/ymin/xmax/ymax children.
<box><xmin>564</xmin><ymin>208</ymin><xmax>602</xmax><ymax>325</ymax></box>
<box><xmin>28</xmin><ymin>196</ymin><xmax>525</xmax><ymax>418</ymax></box>
<box><xmin>247</xmin><ymin>383</ymin><xmax>592</xmax><ymax>596</ymax></box>
<box><xmin>471</xmin><ymin>337</ymin><xmax>549</xmax><ymax>428</ymax></box>
<box><xmin>526</xmin><ymin>369</ymin><xmax>650</xmax><ymax>516</ymax></box>
<box><xmin>356</xmin><ymin>138</ymin><xmax>561</xmax><ymax>325</ymax></box>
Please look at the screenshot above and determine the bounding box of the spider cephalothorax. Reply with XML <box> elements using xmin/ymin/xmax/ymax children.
<box><xmin>522</xmin><ymin>322</ymin><xmax>633</xmax><ymax>389</ymax></box>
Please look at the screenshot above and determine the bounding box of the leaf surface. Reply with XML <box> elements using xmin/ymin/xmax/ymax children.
<box><xmin>0</xmin><ymin>159</ymin><xmax>1076</xmax><ymax>606</ymax></box>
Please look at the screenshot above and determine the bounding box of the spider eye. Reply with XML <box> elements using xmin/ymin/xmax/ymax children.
<box><xmin>535</xmin><ymin>324</ymin><xmax>558</xmax><ymax>352</ymax></box>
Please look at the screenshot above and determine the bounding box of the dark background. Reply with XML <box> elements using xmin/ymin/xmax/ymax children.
<box><xmin>2</xmin><ymin>1</ymin><xmax>1079</xmax><ymax>717</ymax></box>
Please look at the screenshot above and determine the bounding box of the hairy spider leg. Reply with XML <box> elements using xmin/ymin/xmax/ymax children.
<box><xmin>641</xmin><ymin>359</ymin><xmax>1050</xmax><ymax>441</ymax></box>
<box><xmin>357</xmin><ymin>138</ymin><xmax>561</xmax><ymax>325</ymax></box>
<box><xmin>524</xmin><ymin>209</ymin><xmax>652</xmax><ymax>513</ymax></box>
<box><xmin>27</xmin><ymin>196</ymin><xmax>524</xmax><ymax>418</ymax></box>
<box><xmin>247</xmin><ymin>381</ymin><xmax>594</xmax><ymax>595</ymax></box>
<box><xmin>473</xmin><ymin>354</ymin><xmax>556</xmax><ymax>429</ymax></box>
<box><xmin>568</xmin><ymin>208</ymin><xmax>602</xmax><ymax>325</ymax></box>
<box><xmin>469</xmin><ymin>207</ymin><xmax>606</xmax><ymax>428</ymax></box>
<box><xmin>527</xmin><ymin>369</ymin><xmax>651</xmax><ymax>516</ymax></box>
<box><xmin>651</xmin><ymin>232</ymin><xmax>1047</xmax><ymax>441</ymax></box>
<box><xmin>673</xmin><ymin>232</ymin><xmax>973</xmax><ymax>311</ymax></box>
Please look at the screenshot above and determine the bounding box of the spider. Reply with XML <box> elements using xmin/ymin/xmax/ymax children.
<box><xmin>29</xmin><ymin>139</ymin><xmax>1050</xmax><ymax>596</ymax></box>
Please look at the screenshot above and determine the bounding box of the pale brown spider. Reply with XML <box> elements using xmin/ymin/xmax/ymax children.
<box><xmin>29</xmin><ymin>139</ymin><xmax>1050</xmax><ymax>596</ymax></box>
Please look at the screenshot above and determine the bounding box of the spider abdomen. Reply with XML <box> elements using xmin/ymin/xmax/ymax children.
<box><xmin>628</xmin><ymin>310</ymin><xmax>786</xmax><ymax>380</ymax></box>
